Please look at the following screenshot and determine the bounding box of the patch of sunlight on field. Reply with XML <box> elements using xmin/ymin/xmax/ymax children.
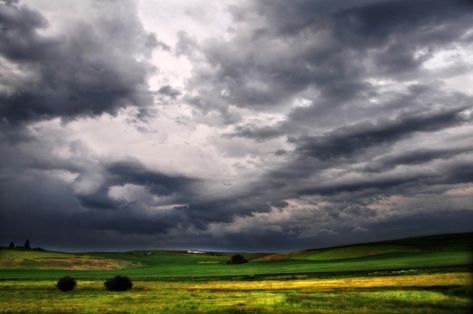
<box><xmin>0</xmin><ymin>272</ymin><xmax>471</xmax><ymax>313</ymax></box>
<box><xmin>183</xmin><ymin>272</ymin><xmax>471</xmax><ymax>291</ymax></box>
<box><xmin>367</xmin><ymin>290</ymin><xmax>449</xmax><ymax>302</ymax></box>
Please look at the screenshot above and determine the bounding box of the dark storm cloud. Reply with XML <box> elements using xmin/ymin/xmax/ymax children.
<box><xmin>1</xmin><ymin>0</ymin><xmax>473</xmax><ymax>251</ymax></box>
<box><xmin>182</xmin><ymin>1</ymin><xmax>473</xmax><ymax>228</ymax></box>
<box><xmin>256</xmin><ymin>0</ymin><xmax>473</xmax><ymax>38</ymax></box>
<box><xmin>0</xmin><ymin>170</ymin><xmax>178</xmax><ymax>250</ymax></box>
<box><xmin>106</xmin><ymin>160</ymin><xmax>198</xmax><ymax>197</ymax></box>
<box><xmin>72</xmin><ymin>159</ymin><xmax>199</xmax><ymax>211</ymax></box>
<box><xmin>292</xmin><ymin>108</ymin><xmax>469</xmax><ymax>162</ymax></box>
<box><xmin>203</xmin><ymin>210</ymin><xmax>473</xmax><ymax>252</ymax></box>
<box><xmin>0</xmin><ymin>170</ymin><xmax>84</xmax><ymax>247</ymax></box>
<box><xmin>226</xmin><ymin>124</ymin><xmax>284</xmax><ymax>141</ymax></box>
<box><xmin>183</xmin><ymin>0</ymin><xmax>473</xmax><ymax>249</ymax></box>
<box><xmin>364</xmin><ymin>147</ymin><xmax>473</xmax><ymax>172</ymax></box>
<box><xmin>184</xmin><ymin>0</ymin><xmax>473</xmax><ymax>116</ymax></box>
<box><xmin>0</xmin><ymin>0</ymin><xmax>155</xmax><ymax>124</ymax></box>
<box><xmin>239</xmin><ymin>107</ymin><xmax>472</xmax><ymax>198</ymax></box>
<box><xmin>0</xmin><ymin>152</ymin><xmax>200</xmax><ymax>248</ymax></box>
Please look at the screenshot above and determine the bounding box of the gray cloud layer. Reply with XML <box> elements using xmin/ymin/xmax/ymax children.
<box><xmin>0</xmin><ymin>0</ymin><xmax>156</xmax><ymax>124</ymax></box>
<box><xmin>1</xmin><ymin>0</ymin><xmax>473</xmax><ymax>251</ymax></box>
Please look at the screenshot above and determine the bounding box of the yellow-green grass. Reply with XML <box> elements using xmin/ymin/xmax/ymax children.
<box><xmin>0</xmin><ymin>272</ymin><xmax>471</xmax><ymax>313</ymax></box>
<box><xmin>0</xmin><ymin>250</ymin><xmax>139</xmax><ymax>271</ymax></box>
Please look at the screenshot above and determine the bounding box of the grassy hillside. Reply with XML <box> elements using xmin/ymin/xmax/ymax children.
<box><xmin>0</xmin><ymin>248</ymin><xmax>138</xmax><ymax>271</ymax></box>
<box><xmin>260</xmin><ymin>232</ymin><xmax>473</xmax><ymax>262</ymax></box>
<box><xmin>1</xmin><ymin>233</ymin><xmax>472</xmax><ymax>313</ymax></box>
<box><xmin>0</xmin><ymin>232</ymin><xmax>471</xmax><ymax>279</ymax></box>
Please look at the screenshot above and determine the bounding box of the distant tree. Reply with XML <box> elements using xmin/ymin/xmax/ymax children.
<box><xmin>56</xmin><ymin>276</ymin><xmax>77</xmax><ymax>292</ymax></box>
<box><xmin>8</xmin><ymin>241</ymin><xmax>14</xmax><ymax>249</ymax></box>
<box><xmin>24</xmin><ymin>240</ymin><xmax>30</xmax><ymax>249</ymax></box>
<box><xmin>227</xmin><ymin>254</ymin><xmax>248</xmax><ymax>264</ymax></box>
<box><xmin>104</xmin><ymin>275</ymin><xmax>133</xmax><ymax>291</ymax></box>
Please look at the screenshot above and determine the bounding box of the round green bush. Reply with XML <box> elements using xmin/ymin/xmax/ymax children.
<box><xmin>56</xmin><ymin>276</ymin><xmax>77</xmax><ymax>292</ymax></box>
<box><xmin>227</xmin><ymin>254</ymin><xmax>248</xmax><ymax>264</ymax></box>
<box><xmin>104</xmin><ymin>275</ymin><xmax>133</xmax><ymax>291</ymax></box>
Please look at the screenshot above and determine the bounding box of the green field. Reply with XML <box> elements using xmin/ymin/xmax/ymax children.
<box><xmin>0</xmin><ymin>272</ymin><xmax>471</xmax><ymax>313</ymax></box>
<box><xmin>1</xmin><ymin>232</ymin><xmax>472</xmax><ymax>313</ymax></box>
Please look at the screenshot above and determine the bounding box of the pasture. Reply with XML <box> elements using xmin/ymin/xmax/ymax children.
<box><xmin>0</xmin><ymin>273</ymin><xmax>471</xmax><ymax>313</ymax></box>
<box><xmin>0</xmin><ymin>232</ymin><xmax>472</xmax><ymax>313</ymax></box>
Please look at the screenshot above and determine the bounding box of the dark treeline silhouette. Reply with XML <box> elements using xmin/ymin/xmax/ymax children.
<box><xmin>5</xmin><ymin>240</ymin><xmax>43</xmax><ymax>250</ymax></box>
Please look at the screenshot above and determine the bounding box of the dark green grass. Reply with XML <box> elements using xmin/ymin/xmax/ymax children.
<box><xmin>280</xmin><ymin>231</ymin><xmax>473</xmax><ymax>261</ymax></box>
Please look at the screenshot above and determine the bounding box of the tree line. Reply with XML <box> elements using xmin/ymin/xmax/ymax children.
<box><xmin>7</xmin><ymin>240</ymin><xmax>43</xmax><ymax>250</ymax></box>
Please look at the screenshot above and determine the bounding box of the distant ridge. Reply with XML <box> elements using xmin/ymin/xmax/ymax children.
<box><xmin>258</xmin><ymin>231</ymin><xmax>473</xmax><ymax>262</ymax></box>
<box><xmin>305</xmin><ymin>231</ymin><xmax>473</xmax><ymax>251</ymax></box>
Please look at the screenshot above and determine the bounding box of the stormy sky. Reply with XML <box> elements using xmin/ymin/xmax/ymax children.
<box><xmin>1</xmin><ymin>0</ymin><xmax>473</xmax><ymax>252</ymax></box>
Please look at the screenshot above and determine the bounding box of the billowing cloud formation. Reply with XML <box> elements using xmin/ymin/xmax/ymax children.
<box><xmin>0</xmin><ymin>0</ymin><xmax>156</xmax><ymax>123</ymax></box>
<box><xmin>1</xmin><ymin>0</ymin><xmax>472</xmax><ymax>251</ymax></box>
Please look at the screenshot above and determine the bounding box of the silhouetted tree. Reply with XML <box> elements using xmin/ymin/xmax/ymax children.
<box><xmin>8</xmin><ymin>241</ymin><xmax>14</xmax><ymax>248</ymax></box>
<box><xmin>56</xmin><ymin>276</ymin><xmax>77</xmax><ymax>292</ymax></box>
<box><xmin>227</xmin><ymin>254</ymin><xmax>248</xmax><ymax>264</ymax></box>
<box><xmin>24</xmin><ymin>240</ymin><xmax>30</xmax><ymax>249</ymax></box>
<box><xmin>104</xmin><ymin>275</ymin><xmax>133</xmax><ymax>291</ymax></box>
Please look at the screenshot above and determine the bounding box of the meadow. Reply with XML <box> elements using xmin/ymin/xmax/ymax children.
<box><xmin>0</xmin><ymin>273</ymin><xmax>471</xmax><ymax>313</ymax></box>
<box><xmin>0</xmin><ymin>232</ymin><xmax>472</xmax><ymax>313</ymax></box>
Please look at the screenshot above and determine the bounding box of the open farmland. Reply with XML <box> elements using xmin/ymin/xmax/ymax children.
<box><xmin>0</xmin><ymin>272</ymin><xmax>471</xmax><ymax>313</ymax></box>
<box><xmin>1</xmin><ymin>232</ymin><xmax>471</xmax><ymax>280</ymax></box>
<box><xmin>0</xmin><ymin>232</ymin><xmax>472</xmax><ymax>313</ymax></box>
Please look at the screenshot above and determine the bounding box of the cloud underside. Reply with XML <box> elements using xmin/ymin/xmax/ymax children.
<box><xmin>1</xmin><ymin>0</ymin><xmax>473</xmax><ymax>251</ymax></box>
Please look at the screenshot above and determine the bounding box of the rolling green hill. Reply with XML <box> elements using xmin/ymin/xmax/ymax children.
<box><xmin>259</xmin><ymin>232</ymin><xmax>473</xmax><ymax>262</ymax></box>
<box><xmin>0</xmin><ymin>248</ymin><xmax>139</xmax><ymax>271</ymax></box>
<box><xmin>0</xmin><ymin>232</ymin><xmax>471</xmax><ymax>279</ymax></box>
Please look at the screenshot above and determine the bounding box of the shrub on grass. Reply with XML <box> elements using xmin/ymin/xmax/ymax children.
<box><xmin>227</xmin><ymin>254</ymin><xmax>248</xmax><ymax>264</ymax></box>
<box><xmin>56</xmin><ymin>276</ymin><xmax>77</xmax><ymax>292</ymax></box>
<box><xmin>104</xmin><ymin>275</ymin><xmax>133</xmax><ymax>291</ymax></box>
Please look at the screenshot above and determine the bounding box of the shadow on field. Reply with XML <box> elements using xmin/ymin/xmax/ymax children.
<box><xmin>335</xmin><ymin>285</ymin><xmax>473</xmax><ymax>298</ymax></box>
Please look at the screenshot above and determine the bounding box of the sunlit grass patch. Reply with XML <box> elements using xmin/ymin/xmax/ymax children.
<box><xmin>181</xmin><ymin>272</ymin><xmax>471</xmax><ymax>291</ymax></box>
<box><xmin>0</xmin><ymin>272</ymin><xmax>470</xmax><ymax>313</ymax></box>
